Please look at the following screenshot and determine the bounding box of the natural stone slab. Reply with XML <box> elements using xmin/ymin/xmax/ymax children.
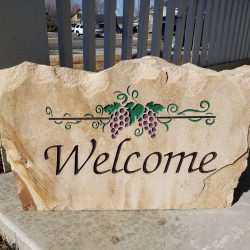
<box><xmin>0</xmin><ymin>173</ymin><xmax>250</xmax><ymax>250</ymax></box>
<box><xmin>0</xmin><ymin>57</ymin><xmax>249</xmax><ymax>210</ymax></box>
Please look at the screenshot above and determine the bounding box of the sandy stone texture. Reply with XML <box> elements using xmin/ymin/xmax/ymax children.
<box><xmin>0</xmin><ymin>57</ymin><xmax>249</xmax><ymax>210</ymax></box>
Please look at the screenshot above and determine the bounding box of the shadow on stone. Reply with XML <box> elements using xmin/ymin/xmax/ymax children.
<box><xmin>0</xmin><ymin>145</ymin><xmax>11</xmax><ymax>174</ymax></box>
<box><xmin>233</xmin><ymin>152</ymin><xmax>250</xmax><ymax>204</ymax></box>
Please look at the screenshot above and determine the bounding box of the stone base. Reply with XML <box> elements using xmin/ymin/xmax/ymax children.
<box><xmin>0</xmin><ymin>173</ymin><xmax>250</xmax><ymax>250</ymax></box>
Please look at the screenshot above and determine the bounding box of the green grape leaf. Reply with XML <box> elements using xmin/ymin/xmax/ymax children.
<box><xmin>103</xmin><ymin>102</ymin><xmax>121</xmax><ymax>114</ymax></box>
<box><xmin>128</xmin><ymin>103</ymin><xmax>144</xmax><ymax>125</ymax></box>
<box><xmin>146</xmin><ymin>102</ymin><xmax>165</xmax><ymax>113</ymax></box>
<box><xmin>125</xmin><ymin>102</ymin><xmax>135</xmax><ymax>110</ymax></box>
<box><xmin>133</xmin><ymin>104</ymin><xmax>144</xmax><ymax>118</ymax></box>
<box><xmin>129</xmin><ymin>111</ymin><xmax>136</xmax><ymax>125</ymax></box>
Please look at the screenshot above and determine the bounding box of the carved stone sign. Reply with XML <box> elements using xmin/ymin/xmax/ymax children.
<box><xmin>0</xmin><ymin>57</ymin><xmax>249</xmax><ymax>210</ymax></box>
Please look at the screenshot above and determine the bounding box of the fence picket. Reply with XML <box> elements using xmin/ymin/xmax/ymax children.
<box><xmin>183</xmin><ymin>0</ymin><xmax>197</xmax><ymax>64</ymax></box>
<box><xmin>104</xmin><ymin>0</ymin><xmax>116</xmax><ymax>69</ymax></box>
<box><xmin>199</xmin><ymin>0</ymin><xmax>214</xmax><ymax>67</ymax></box>
<box><xmin>243</xmin><ymin>3</ymin><xmax>250</xmax><ymax>58</ymax></box>
<box><xmin>206</xmin><ymin>0</ymin><xmax>220</xmax><ymax>66</ymax></box>
<box><xmin>162</xmin><ymin>0</ymin><xmax>176</xmax><ymax>61</ymax></box>
<box><xmin>173</xmin><ymin>0</ymin><xmax>188</xmax><ymax>65</ymax></box>
<box><xmin>240</xmin><ymin>1</ymin><xmax>250</xmax><ymax>59</ymax></box>
<box><xmin>224</xmin><ymin>0</ymin><xmax>238</xmax><ymax>62</ymax></box>
<box><xmin>82</xmin><ymin>0</ymin><xmax>96</xmax><ymax>71</ymax></box>
<box><xmin>230</xmin><ymin>0</ymin><xmax>244</xmax><ymax>61</ymax></box>
<box><xmin>213</xmin><ymin>0</ymin><xmax>227</xmax><ymax>64</ymax></box>
<box><xmin>151</xmin><ymin>0</ymin><xmax>164</xmax><ymax>56</ymax></box>
<box><xmin>56</xmin><ymin>0</ymin><xmax>73</xmax><ymax>68</ymax></box>
<box><xmin>191</xmin><ymin>0</ymin><xmax>206</xmax><ymax>65</ymax></box>
<box><xmin>122</xmin><ymin>0</ymin><xmax>135</xmax><ymax>60</ymax></box>
<box><xmin>236</xmin><ymin>0</ymin><xmax>249</xmax><ymax>61</ymax></box>
<box><xmin>137</xmin><ymin>0</ymin><xmax>150</xmax><ymax>58</ymax></box>
<box><xmin>219</xmin><ymin>0</ymin><xmax>233</xmax><ymax>63</ymax></box>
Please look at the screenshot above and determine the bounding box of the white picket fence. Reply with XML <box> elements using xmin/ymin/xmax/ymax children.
<box><xmin>0</xmin><ymin>0</ymin><xmax>249</xmax><ymax>71</ymax></box>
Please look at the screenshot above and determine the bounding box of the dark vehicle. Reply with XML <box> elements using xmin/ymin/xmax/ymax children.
<box><xmin>161</xmin><ymin>16</ymin><xmax>177</xmax><ymax>40</ymax></box>
<box><xmin>95</xmin><ymin>23</ymin><xmax>104</xmax><ymax>37</ymax></box>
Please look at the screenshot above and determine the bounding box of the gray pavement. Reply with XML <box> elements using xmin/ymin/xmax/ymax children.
<box><xmin>0</xmin><ymin>172</ymin><xmax>250</xmax><ymax>250</ymax></box>
<box><xmin>48</xmin><ymin>32</ymin><xmax>152</xmax><ymax>52</ymax></box>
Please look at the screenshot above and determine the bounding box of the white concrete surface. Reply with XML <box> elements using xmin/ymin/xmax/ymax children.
<box><xmin>0</xmin><ymin>173</ymin><xmax>249</xmax><ymax>250</ymax></box>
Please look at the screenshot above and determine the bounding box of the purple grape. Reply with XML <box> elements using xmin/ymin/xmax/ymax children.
<box><xmin>110</xmin><ymin>107</ymin><xmax>131</xmax><ymax>139</ymax></box>
<box><xmin>138</xmin><ymin>107</ymin><xmax>158</xmax><ymax>138</ymax></box>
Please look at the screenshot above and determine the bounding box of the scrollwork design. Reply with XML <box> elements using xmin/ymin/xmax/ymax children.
<box><xmin>127</xmin><ymin>85</ymin><xmax>139</xmax><ymax>101</ymax></box>
<box><xmin>45</xmin><ymin>106</ymin><xmax>63</xmax><ymax>125</ymax></box>
<box><xmin>134</xmin><ymin>127</ymin><xmax>144</xmax><ymax>137</ymax></box>
<box><xmin>157</xmin><ymin>118</ymin><xmax>172</xmax><ymax>131</ymax></box>
<box><xmin>113</xmin><ymin>91</ymin><xmax>128</xmax><ymax>104</ymax></box>
<box><xmin>62</xmin><ymin>113</ymin><xmax>82</xmax><ymax>130</ymax></box>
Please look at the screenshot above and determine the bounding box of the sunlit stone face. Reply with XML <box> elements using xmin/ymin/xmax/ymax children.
<box><xmin>0</xmin><ymin>57</ymin><xmax>249</xmax><ymax>210</ymax></box>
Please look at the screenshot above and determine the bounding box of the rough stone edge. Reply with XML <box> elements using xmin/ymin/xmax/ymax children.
<box><xmin>189</xmin><ymin>126</ymin><xmax>250</xmax><ymax>208</ymax></box>
<box><xmin>0</xmin><ymin>206</ymin><xmax>43</xmax><ymax>250</ymax></box>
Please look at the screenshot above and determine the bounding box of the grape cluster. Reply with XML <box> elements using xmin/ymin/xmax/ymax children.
<box><xmin>110</xmin><ymin>108</ymin><xmax>130</xmax><ymax>139</ymax></box>
<box><xmin>138</xmin><ymin>108</ymin><xmax>157</xmax><ymax>138</ymax></box>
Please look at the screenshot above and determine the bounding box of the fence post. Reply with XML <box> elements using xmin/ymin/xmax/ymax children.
<box><xmin>173</xmin><ymin>0</ymin><xmax>188</xmax><ymax>65</ymax></box>
<box><xmin>82</xmin><ymin>0</ymin><xmax>96</xmax><ymax>71</ymax></box>
<box><xmin>104</xmin><ymin>0</ymin><xmax>117</xmax><ymax>69</ymax></box>
<box><xmin>137</xmin><ymin>0</ymin><xmax>150</xmax><ymax>58</ymax></box>
<box><xmin>151</xmin><ymin>0</ymin><xmax>164</xmax><ymax>57</ymax></box>
<box><xmin>183</xmin><ymin>0</ymin><xmax>198</xmax><ymax>64</ymax></box>
<box><xmin>230</xmin><ymin>0</ymin><xmax>244</xmax><ymax>62</ymax></box>
<box><xmin>191</xmin><ymin>0</ymin><xmax>206</xmax><ymax>65</ymax></box>
<box><xmin>162</xmin><ymin>0</ymin><xmax>176</xmax><ymax>61</ymax></box>
<box><xmin>213</xmin><ymin>0</ymin><xmax>227</xmax><ymax>64</ymax></box>
<box><xmin>199</xmin><ymin>0</ymin><xmax>214</xmax><ymax>67</ymax></box>
<box><xmin>240</xmin><ymin>1</ymin><xmax>250</xmax><ymax>59</ymax></box>
<box><xmin>207</xmin><ymin>0</ymin><xmax>220</xmax><ymax>65</ymax></box>
<box><xmin>122</xmin><ymin>0</ymin><xmax>135</xmax><ymax>60</ymax></box>
<box><xmin>235</xmin><ymin>0</ymin><xmax>249</xmax><ymax>61</ymax></box>
<box><xmin>219</xmin><ymin>0</ymin><xmax>233</xmax><ymax>64</ymax></box>
<box><xmin>224</xmin><ymin>0</ymin><xmax>238</xmax><ymax>63</ymax></box>
<box><xmin>56</xmin><ymin>0</ymin><xmax>73</xmax><ymax>68</ymax></box>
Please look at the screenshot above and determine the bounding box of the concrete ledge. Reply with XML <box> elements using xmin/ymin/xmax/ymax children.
<box><xmin>0</xmin><ymin>173</ymin><xmax>250</xmax><ymax>250</ymax></box>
